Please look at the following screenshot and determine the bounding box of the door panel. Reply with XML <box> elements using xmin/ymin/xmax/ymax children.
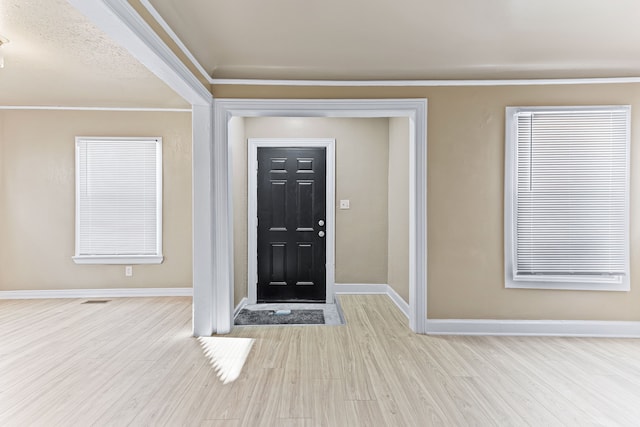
<box><xmin>269</xmin><ymin>243</ymin><xmax>287</xmax><ymax>286</ymax></box>
<box><xmin>296</xmin><ymin>243</ymin><xmax>314</xmax><ymax>285</ymax></box>
<box><xmin>257</xmin><ymin>147</ymin><xmax>326</xmax><ymax>302</ymax></box>
<box><xmin>269</xmin><ymin>181</ymin><xmax>287</xmax><ymax>230</ymax></box>
<box><xmin>296</xmin><ymin>181</ymin><xmax>314</xmax><ymax>231</ymax></box>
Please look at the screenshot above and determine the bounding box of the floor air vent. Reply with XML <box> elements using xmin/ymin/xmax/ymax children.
<box><xmin>82</xmin><ymin>300</ymin><xmax>110</xmax><ymax>304</ymax></box>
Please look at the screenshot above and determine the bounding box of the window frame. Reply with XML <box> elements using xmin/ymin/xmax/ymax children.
<box><xmin>73</xmin><ymin>136</ymin><xmax>164</xmax><ymax>265</ymax></box>
<box><xmin>504</xmin><ymin>105</ymin><xmax>630</xmax><ymax>291</ymax></box>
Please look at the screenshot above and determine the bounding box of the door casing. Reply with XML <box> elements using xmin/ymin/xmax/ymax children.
<box><xmin>248</xmin><ymin>138</ymin><xmax>336</xmax><ymax>304</ymax></box>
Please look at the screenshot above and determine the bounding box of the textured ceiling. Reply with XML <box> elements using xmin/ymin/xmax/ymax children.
<box><xmin>0</xmin><ymin>0</ymin><xmax>188</xmax><ymax>107</ymax></box>
<box><xmin>148</xmin><ymin>0</ymin><xmax>640</xmax><ymax>80</ymax></box>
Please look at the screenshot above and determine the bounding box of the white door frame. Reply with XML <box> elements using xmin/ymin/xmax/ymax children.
<box><xmin>208</xmin><ymin>98</ymin><xmax>427</xmax><ymax>334</ymax></box>
<box><xmin>247</xmin><ymin>138</ymin><xmax>336</xmax><ymax>304</ymax></box>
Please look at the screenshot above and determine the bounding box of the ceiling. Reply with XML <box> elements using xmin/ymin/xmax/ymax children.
<box><xmin>149</xmin><ymin>0</ymin><xmax>640</xmax><ymax>80</ymax></box>
<box><xmin>1</xmin><ymin>0</ymin><xmax>640</xmax><ymax>107</ymax></box>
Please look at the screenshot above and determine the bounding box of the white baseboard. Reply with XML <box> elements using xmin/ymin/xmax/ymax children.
<box><xmin>334</xmin><ymin>283</ymin><xmax>409</xmax><ymax>319</ymax></box>
<box><xmin>385</xmin><ymin>286</ymin><xmax>410</xmax><ymax>318</ymax></box>
<box><xmin>425</xmin><ymin>319</ymin><xmax>640</xmax><ymax>338</ymax></box>
<box><xmin>0</xmin><ymin>287</ymin><xmax>193</xmax><ymax>299</ymax></box>
<box><xmin>334</xmin><ymin>284</ymin><xmax>640</xmax><ymax>337</ymax></box>
<box><xmin>234</xmin><ymin>297</ymin><xmax>248</xmax><ymax>317</ymax></box>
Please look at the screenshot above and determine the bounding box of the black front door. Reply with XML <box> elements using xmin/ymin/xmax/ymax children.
<box><xmin>257</xmin><ymin>147</ymin><xmax>326</xmax><ymax>302</ymax></box>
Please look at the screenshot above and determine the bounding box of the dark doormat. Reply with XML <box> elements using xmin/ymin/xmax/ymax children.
<box><xmin>235</xmin><ymin>309</ymin><xmax>325</xmax><ymax>325</ymax></box>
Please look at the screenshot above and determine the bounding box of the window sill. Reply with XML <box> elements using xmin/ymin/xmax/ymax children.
<box><xmin>506</xmin><ymin>278</ymin><xmax>629</xmax><ymax>292</ymax></box>
<box><xmin>72</xmin><ymin>255</ymin><xmax>164</xmax><ymax>265</ymax></box>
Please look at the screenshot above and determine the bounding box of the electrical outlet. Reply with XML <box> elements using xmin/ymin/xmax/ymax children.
<box><xmin>339</xmin><ymin>199</ymin><xmax>350</xmax><ymax>209</ymax></box>
<box><xmin>125</xmin><ymin>266</ymin><xmax>133</xmax><ymax>277</ymax></box>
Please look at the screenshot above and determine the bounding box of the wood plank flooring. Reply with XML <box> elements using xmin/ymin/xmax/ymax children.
<box><xmin>1</xmin><ymin>295</ymin><xmax>640</xmax><ymax>426</ymax></box>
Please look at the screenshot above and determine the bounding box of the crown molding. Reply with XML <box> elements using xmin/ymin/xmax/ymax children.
<box><xmin>211</xmin><ymin>76</ymin><xmax>640</xmax><ymax>87</ymax></box>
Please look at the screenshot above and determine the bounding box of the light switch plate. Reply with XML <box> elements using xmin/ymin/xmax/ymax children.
<box><xmin>339</xmin><ymin>200</ymin><xmax>350</xmax><ymax>209</ymax></box>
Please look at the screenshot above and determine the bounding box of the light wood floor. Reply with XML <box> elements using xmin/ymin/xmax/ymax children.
<box><xmin>2</xmin><ymin>295</ymin><xmax>640</xmax><ymax>426</ymax></box>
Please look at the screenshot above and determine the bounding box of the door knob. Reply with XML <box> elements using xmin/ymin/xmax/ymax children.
<box><xmin>318</xmin><ymin>231</ymin><xmax>325</xmax><ymax>237</ymax></box>
<box><xmin>318</xmin><ymin>220</ymin><xmax>325</xmax><ymax>226</ymax></box>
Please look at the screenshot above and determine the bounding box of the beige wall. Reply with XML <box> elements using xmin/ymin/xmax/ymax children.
<box><xmin>388</xmin><ymin>118</ymin><xmax>410</xmax><ymax>303</ymax></box>
<box><xmin>214</xmin><ymin>83</ymin><xmax>640</xmax><ymax>321</ymax></box>
<box><xmin>0</xmin><ymin>110</ymin><xmax>192</xmax><ymax>291</ymax></box>
<box><xmin>233</xmin><ymin>117</ymin><xmax>390</xmax><ymax>303</ymax></box>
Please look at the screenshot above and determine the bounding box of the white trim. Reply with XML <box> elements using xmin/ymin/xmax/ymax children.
<box><xmin>334</xmin><ymin>283</ymin><xmax>389</xmax><ymax>294</ymax></box>
<box><xmin>233</xmin><ymin>297</ymin><xmax>249</xmax><ymax>317</ymax></box>
<box><xmin>0</xmin><ymin>288</ymin><xmax>192</xmax><ymax>299</ymax></box>
<box><xmin>425</xmin><ymin>319</ymin><xmax>640</xmax><ymax>338</ymax></box>
<box><xmin>247</xmin><ymin>138</ymin><xmax>336</xmax><ymax>304</ymax></box>
<box><xmin>138</xmin><ymin>0</ymin><xmax>212</xmax><ymax>85</ymax></box>
<box><xmin>68</xmin><ymin>0</ymin><xmax>211</xmax><ymax>106</ymax></box>
<box><xmin>386</xmin><ymin>286</ymin><xmax>410</xmax><ymax>319</ymax></box>
<box><xmin>213</xmin><ymin>98</ymin><xmax>427</xmax><ymax>335</ymax></box>
<box><xmin>72</xmin><ymin>255</ymin><xmax>163</xmax><ymax>264</ymax></box>
<box><xmin>505</xmin><ymin>281</ymin><xmax>630</xmax><ymax>292</ymax></box>
<box><xmin>211</xmin><ymin>77</ymin><xmax>640</xmax><ymax>87</ymax></box>
<box><xmin>0</xmin><ymin>106</ymin><xmax>191</xmax><ymax>112</ymax></box>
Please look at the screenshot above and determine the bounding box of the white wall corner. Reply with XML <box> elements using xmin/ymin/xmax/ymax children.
<box><xmin>425</xmin><ymin>319</ymin><xmax>640</xmax><ymax>338</ymax></box>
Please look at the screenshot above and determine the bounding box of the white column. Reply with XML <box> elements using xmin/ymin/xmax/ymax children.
<box><xmin>192</xmin><ymin>104</ymin><xmax>215</xmax><ymax>336</ymax></box>
<box><xmin>409</xmin><ymin>103</ymin><xmax>428</xmax><ymax>334</ymax></box>
<box><xmin>212</xmin><ymin>101</ymin><xmax>234</xmax><ymax>333</ymax></box>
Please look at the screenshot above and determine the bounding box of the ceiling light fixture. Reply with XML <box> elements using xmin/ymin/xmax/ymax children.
<box><xmin>0</xmin><ymin>35</ymin><xmax>9</xmax><ymax>68</ymax></box>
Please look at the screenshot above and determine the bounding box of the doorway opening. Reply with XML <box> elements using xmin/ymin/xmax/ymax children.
<box><xmin>204</xmin><ymin>98</ymin><xmax>427</xmax><ymax>334</ymax></box>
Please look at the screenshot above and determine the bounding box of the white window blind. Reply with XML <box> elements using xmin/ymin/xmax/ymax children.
<box><xmin>505</xmin><ymin>106</ymin><xmax>630</xmax><ymax>291</ymax></box>
<box><xmin>74</xmin><ymin>137</ymin><xmax>163</xmax><ymax>264</ymax></box>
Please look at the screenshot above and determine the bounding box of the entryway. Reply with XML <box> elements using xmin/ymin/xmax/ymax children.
<box><xmin>194</xmin><ymin>98</ymin><xmax>427</xmax><ymax>335</ymax></box>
